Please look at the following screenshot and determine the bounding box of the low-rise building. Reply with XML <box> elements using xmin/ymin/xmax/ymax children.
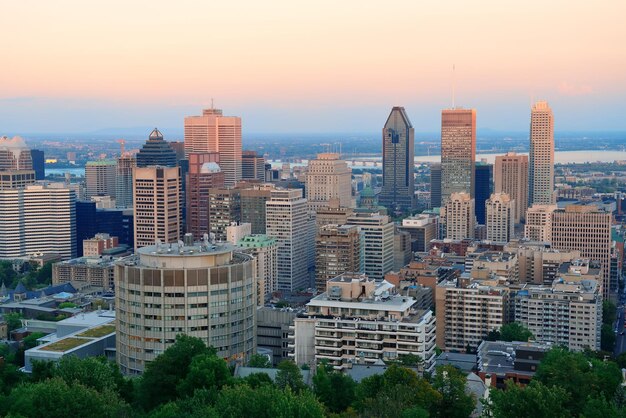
<box><xmin>53</xmin><ymin>256</ymin><xmax>117</xmax><ymax>290</ymax></box>
<box><xmin>476</xmin><ymin>340</ymin><xmax>551</xmax><ymax>388</ymax></box>
<box><xmin>256</xmin><ymin>307</ymin><xmax>298</xmax><ymax>366</ymax></box>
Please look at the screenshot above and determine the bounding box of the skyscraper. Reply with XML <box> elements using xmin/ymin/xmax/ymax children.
<box><xmin>240</xmin><ymin>184</ymin><xmax>275</xmax><ymax>234</ymax></box>
<box><xmin>238</xmin><ymin>234</ymin><xmax>278</xmax><ymax>306</ymax></box>
<box><xmin>116</xmin><ymin>155</ymin><xmax>136</xmax><ymax>209</ymax></box>
<box><xmin>378</xmin><ymin>107</ymin><xmax>415</xmax><ymax>212</ymax></box>
<box><xmin>30</xmin><ymin>149</ymin><xmax>45</xmax><ymax>180</ymax></box>
<box><xmin>494</xmin><ymin>152</ymin><xmax>528</xmax><ymax>224</ymax></box>
<box><xmin>305</xmin><ymin>153</ymin><xmax>352</xmax><ymax>210</ymax></box>
<box><xmin>315</xmin><ymin>224</ymin><xmax>362</xmax><ymax>292</ymax></box>
<box><xmin>184</xmin><ymin>108</ymin><xmax>242</xmax><ymax>187</ymax></box>
<box><xmin>0</xmin><ymin>136</ymin><xmax>32</xmax><ymax>170</ymax></box>
<box><xmin>346</xmin><ymin>212</ymin><xmax>394</xmax><ymax>279</ymax></box>
<box><xmin>430</xmin><ymin>163</ymin><xmax>441</xmax><ymax>209</ymax></box>
<box><xmin>242</xmin><ymin>150</ymin><xmax>265</xmax><ymax>181</ymax></box>
<box><xmin>474</xmin><ymin>162</ymin><xmax>492</xmax><ymax>225</ymax></box>
<box><xmin>85</xmin><ymin>160</ymin><xmax>117</xmax><ymax>199</ymax></box>
<box><xmin>207</xmin><ymin>188</ymin><xmax>241</xmax><ymax>242</ymax></box>
<box><xmin>440</xmin><ymin>108</ymin><xmax>476</xmax><ymax>205</ymax></box>
<box><xmin>485</xmin><ymin>193</ymin><xmax>514</xmax><ymax>242</ymax></box>
<box><xmin>443</xmin><ymin>192</ymin><xmax>475</xmax><ymax>240</ymax></box>
<box><xmin>133</xmin><ymin>166</ymin><xmax>181</xmax><ymax>248</ymax></box>
<box><xmin>529</xmin><ymin>101</ymin><xmax>554</xmax><ymax>205</ymax></box>
<box><xmin>524</xmin><ymin>204</ymin><xmax>556</xmax><ymax>242</ymax></box>
<box><xmin>266</xmin><ymin>188</ymin><xmax>313</xmax><ymax>291</ymax></box>
<box><xmin>136</xmin><ymin>128</ymin><xmax>178</xmax><ymax>168</ymax></box>
<box><xmin>186</xmin><ymin>152</ymin><xmax>224</xmax><ymax>237</ymax></box>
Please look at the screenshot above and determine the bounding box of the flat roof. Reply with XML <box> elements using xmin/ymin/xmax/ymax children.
<box><xmin>135</xmin><ymin>242</ymin><xmax>236</xmax><ymax>257</ymax></box>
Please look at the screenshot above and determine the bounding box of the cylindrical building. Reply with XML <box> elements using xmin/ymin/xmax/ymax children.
<box><xmin>115</xmin><ymin>240</ymin><xmax>256</xmax><ymax>375</ymax></box>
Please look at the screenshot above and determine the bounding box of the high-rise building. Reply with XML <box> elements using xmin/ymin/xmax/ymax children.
<box><xmin>291</xmin><ymin>274</ymin><xmax>436</xmax><ymax>372</ymax></box>
<box><xmin>133</xmin><ymin>166</ymin><xmax>181</xmax><ymax>248</ymax></box>
<box><xmin>85</xmin><ymin>160</ymin><xmax>117</xmax><ymax>199</ymax></box>
<box><xmin>443</xmin><ymin>192</ymin><xmax>475</xmax><ymax>240</ymax></box>
<box><xmin>524</xmin><ymin>205</ymin><xmax>556</xmax><ymax>242</ymax></box>
<box><xmin>75</xmin><ymin>202</ymin><xmax>134</xmax><ymax>256</ymax></box>
<box><xmin>0</xmin><ymin>184</ymin><xmax>76</xmax><ymax>259</ymax></box>
<box><xmin>115</xmin><ymin>155</ymin><xmax>136</xmax><ymax>209</ymax></box>
<box><xmin>440</xmin><ymin>108</ymin><xmax>476</xmax><ymax>205</ymax></box>
<box><xmin>238</xmin><ymin>234</ymin><xmax>278</xmax><ymax>305</ymax></box>
<box><xmin>504</xmin><ymin>241</ymin><xmax>580</xmax><ymax>285</ymax></box>
<box><xmin>346</xmin><ymin>212</ymin><xmax>394</xmax><ymax>279</ymax></box>
<box><xmin>226</xmin><ymin>223</ymin><xmax>251</xmax><ymax>245</ymax></box>
<box><xmin>185</xmin><ymin>152</ymin><xmax>224</xmax><ymax>237</ymax></box>
<box><xmin>30</xmin><ymin>149</ymin><xmax>45</xmax><ymax>180</ymax></box>
<box><xmin>240</xmin><ymin>184</ymin><xmax>275</xmax><ymax>234</ymax></box>
<box><xmin>486</xmin><ymin>193</ymin><xmax>514</xmax><ymax>242</ymax></box>
<box><xmin>115</xmin><ymin>241</ymin><xmax>256</xmax><ymax>374</ymax></box>
<box><xmin>0</xmin><ymin>170</ymin><xmax>36</xmax><ymax>190</ymax></box>
<box><xmin>398</xmin><ymin>214</ymin><xmax>439</xmax><ymax>252</ymax></box>
<box><xmin>184</xmin><ymin>108</ymin><xmax>242</xmax><ymax>187</ymax></box>
<box><xmin>242</xmin><ymin>150</ymin><xmax>265</xmax><ymax>181</ymax></box>
<box><xmin>314</xmin><ymin>224</ymin><xmax>362</xmax><ymax>292</ymax></box>
<box><xmin>305</xmin><ymin>153</ymin><xmax>352</xmax><ymax>210</ymax></box>
<box><xmin>208</xmin><ymin>188</ymin><xmax>241</xmax><ymax>242</ymax></box>
<box><xmin>494</xmin><ymin>152</ymin><xmax>529</xmax><ymax>224</ymax></box>
<box><xmin>315</xmin><ymin>198</ymin><xmax>354</xmax><ymax>230</ymax></box>
<box><xmin>136</xmin><ymin>128</ymin><xmax>178</xmax><ymax>168</ymax></box>
<box><xmin>474</xmin><ymin>162</ymin><xmax>492</xmax><ymax>225</ymax></box>
<box><xmin>430</xmin><ymin>163</ymin><xmax>441</xmax><ymax>209</ymax></box>
<box><xmin>551</xmin><ymin>205</ymin><xmax>612</xmax><ymax>299</ymax></box>
<box><xmin>266</xmin><ymin>188</ymin><xmax>313</xmax><ymax>291</ymax></box>
<box><xmin>529</xmin><ymin>101</ymin><xmax>555</xmax><ymax>205</ymax></box>
<box><xmin>378</xmin><ymin>107</ymin><xmax>415</xmax><ymax>212</ymax></box>
<box><xmin>0</xmin><ymin>136</ymin><xmax>32</xmax><ymax>170</ymax></box>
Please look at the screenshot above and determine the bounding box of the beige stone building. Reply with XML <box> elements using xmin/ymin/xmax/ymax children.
<box><xmin>494</xmin><ymin>152</ymin><xmax>528</xmax><ymax>223</ymax></box>
<box><xmin>524</xmin><ymin>205</ymin><xmax>556</xmax><ymax>242</ymax></box>
<box><xmin>443</xmin><ymin>192</ymin><xmax>475</xmax><ymax>240</ymax></box>
<box><xmin>504</xmin><ymin>241</ymin><xmax>580</xmax><ymax>285</ymax></box>
<box><xmin>485</xmin><ymin>193</ymin><xmax>514</xmax><ymax>242</ymax></box>
<box><xmin>529</xmin><ymin>101</ymin><xmax>555</xmax><ymax>205</ymax></box>
<box><xmin>315</xmin><ymin>224</ymin><xmax>362</xmax><ymax>293</ymax></box>
<box><xmin>305</xmin><ymin>153</ymin><xmax>352</xmax><ymax>210</ymax></box>
<box><xmin>440</xmin><ymin>108</ymin><xmax>476</xmax><ymax>204</ymax></box>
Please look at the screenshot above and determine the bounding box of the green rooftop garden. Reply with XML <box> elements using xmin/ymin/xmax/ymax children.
<box><xmin>39</xmin><ymin>337</ymin><xmax>89</xmax><ymax>352</ymax></box>
<box><xmin>76</xmin><ymin>325</ymin><xmax>115</xmax><ymax>338</ymax></box>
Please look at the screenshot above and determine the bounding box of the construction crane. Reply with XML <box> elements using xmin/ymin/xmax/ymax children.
<box><xmin>117</xmin><ymin>139</ymin><xmax>126</xmax><ymax>156</ymax></box>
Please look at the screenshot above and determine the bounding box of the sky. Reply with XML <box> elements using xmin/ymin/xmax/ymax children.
<box><xmin>1</xmin><ymin>0</ymin><xmax>625</xmax><ymax>135</ymax></box>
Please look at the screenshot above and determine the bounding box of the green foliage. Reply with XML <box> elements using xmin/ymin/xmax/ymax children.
<box><xmin>21</xmin><ymin>332</ymin><xmax>45</xmax><ymax>351</ymax></box>
<box><xmin>0</xmin><ymin>377</ymin><xmax>130</xmax><ymax>418</ymax></box>
<box><xmin>248</xmin><ymin>353</ymin><xmax>272</xmax><ymax>368</ymax></box>
<box><xmin>602</xmin><ymin>324</ymin><xmax>617</xmax><ymax>352</ymax></box>
<box><xmin>485</xmin><ymin>380</ymin><xmax>570</xmax><ymax>418</ymax></box>
<box><xmin>603</xmin><ymin>301</ymin><xmax>617</xmax><ymax>326</ymax></box>
<box><xmin>4</xmin><ymin>313</ymin><xmax>23</xmax><ymax>333</ymax></box>
<box><xmin>176</xmin><ymin>353</ymin><xmax>233</xmax><ymax>397</ymax></box>
<box><xmin>0</xmin><ymin>262</ymin><xmax>17</xmax><ymax>288</ymax></box>
<box><xmin>498</xmin><ymin>322</ymin><xmax>534</xmax><ymax>342</ymax></box>
<box><xmin>312</xmin><ymin>363</ymin><xmax>356</xmax><ymax>413</ymax></box>
<box><xmin>0</xmin><ymin>360</ymin><xmax>24</xmax><ymax>396</ymax></box>
<box><xmin>136</xmin><ymin>334</ymin><xmax>214</xmax><ymax>411</ymax></box>
<box><xmin>432</xmin><ymin>365</ymin><xmax>474</xmax><ymax>418</ymax></box>
<box><xmin>615</xmin><ymin>351</ymin><xmax>626</xmax><ymax>369</ymax></box>
<box><xmin>398</xmin><ymin>353</ymin><xmax>423</xmax><ymax>367</ymax></box>
<box><xmin>57</xmin><ymin>302</ymin><xmax>77</xmax><ymax>309</ymax></box>
<box><xmin>275</xmin><ymin>360</ymin><xmax>306</xmax><ymax>393</ymax></box>
<box><xmin>243</xmin><ymin>372</ymin><xmax>274</xmax><ymax>389</ymax></box>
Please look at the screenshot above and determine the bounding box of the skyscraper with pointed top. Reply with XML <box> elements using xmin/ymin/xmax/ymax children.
<box><xmin>378</xmin><ymin>106</ymin><xmax>415</xmax><ymax>212</ymax></box>
<box><xmin>136</xmin><ymin>128</ymin><xmax>178</xmax><ymax>168</ymax></box>
<box><xmin>529</xmin><ymin>101</ymin><xmax>555</xmax><ymax>205</ymax></box>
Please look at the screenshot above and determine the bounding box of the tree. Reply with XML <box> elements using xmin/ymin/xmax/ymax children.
<box><xmin>4</xmin><ymin>313</ymin><xmax>22</xmax><ymax>333</ymax></box>
<box><xmin>484</xmin><ymin>380</ymin><xmax>570</xmax><ymax>418</ymax></box>
<box><xmin>58</xmin><ymin>302</ymin><xmax>77</xmax><ymax>309</ymax></box>
<box><xmin>602</xmin><ymin>324</ymin><xmax>617</xmax><ymax>352</ymax></box>
<box><xmin>312</xmin><ymin>363</ymin><xmax>356</xmax><ymax>413</ymax></box>
<box><xmin>248</xmin><ymin>353</ymin><xmax>272</xmax><ymax>368</ymax></box>
<box><xmin>176</xmin><ymin>352</ymin><xmax>233</xmax><ymax>397</ymax></box>
<box><xmin>243</xmin><ymin>372</ymin><xmax>274</xmax><ymax>389</ymax></box>
<box><xmin>22</xmin><ymin>332</ymin><xmax>45</xmax><ymax>350</ymax></box>
<box><xmin>398</xmin><ymin>353</ymin><xmax>423</xmax><ymax>367</ymax></box>
<box><xmin>499</xmin><ymin>322</ymin><xmax>534</xmax><ymax>342</ymax></box>
<box><xmin>432</xmin><ymin>365</ymin><xmax>474</xmax><ymax>418</ymax></box>
<box><xmin>275</xmin><ymin>360</ymin><xmax>306</xmax><ymax>393</ymax></box>
<box><xmin>603</xmin><ymin>301</ymin><xmax>617</xmax><ymax>326</ymax></box>
<box><xmin>136</xmin><ymin>335</ymin><xmax>213</xmax><ymax>411</ymax></box>
<box><xmin>1</xmin><ymin>377</ymin><xmax>130</xmax><ymax>418</ymax></box>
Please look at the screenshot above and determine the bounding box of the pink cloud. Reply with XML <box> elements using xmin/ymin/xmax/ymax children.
<box><xmin>558</xmin><ymin>81</ymin><xmax>593</xmax><ymax>96</ymax></box>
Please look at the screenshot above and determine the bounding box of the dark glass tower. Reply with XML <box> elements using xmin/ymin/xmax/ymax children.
<box><xmin>30</xmin><ymin>149</ymin><xmax>45</xmax><ymax>180</ymax></box>
<box><xmin>136</xmin><ymin>128</ymin><xmax>177</xmax><ymax>168</ymax></box>
<box><xmin>474</xmin><ymin>162</ymin><xmax>493</xmax><ymax>225</ymax></box>
<box><xmin>378</xmin><ymin>107</ymin><xmax>415</xmax><ymax>213</ymax></box>
<box><xmin>430</xmin><ymin>163</ymin><xmax>441</xmax><ymax>209</ymax></box>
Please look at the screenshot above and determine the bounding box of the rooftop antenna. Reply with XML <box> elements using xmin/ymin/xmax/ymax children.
<box><xmin>211</xmin><ymin>98</ymin><xmax>214</xmax><ymax>109</ymax></box>
<box><xmin>452</xmin><ymin>64</ymin><xmax>456</xmax><ymax>109</ymax></box>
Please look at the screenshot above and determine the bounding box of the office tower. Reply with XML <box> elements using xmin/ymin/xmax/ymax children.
<box><xmin>474</xmin><ymin>162</ymin><xmax>492</xmax><ymax>225</ymax></box>
<box><xmin>494</xmin><ymin>152</ymin><xmax>528</xmax><ymax>224</ymax></box>
<box><xmin>291</xmin><ymin>274</ymin><xmax>436</xmax><ymax>372</ymax></box>
<box><xmin>314</xmin><ymin>224</ymin><xmax>362</xmax><ymax>292</ymax></box>
<box><xmin>435</xmin><ymin>274</ymin><xmax>509</xmax><ymax>352</ymax></box>
<box><xmin>0</xmin><ymin>171</ymin><xmax>36</xmax><ymax>190</ymax></box>
<box><xmin>240</xmin><ymin>184</ymin><xmax>274</xmax><ymax>234</ymax></box>
<box><xmin>485</xmin><ymin>193</ymin><xmax>514</xmax><ymax>242</ymax></box>
<box><xmin>185</xmin><ymin>152</ymin><xmax>224</xmax><ymax>237</ymax></box>
<box><xmin>266</xmin><ymin>189</ymin><xmax>313</xmax><ymax>291</ymax></box>
<box><xmin>440</xmin><ymin>108</ymin><xmax>476</xmax><ymax>205</ymax></box>
<box><xmin>529</xmin><ymin>101</ymin><xmax>555</xmax><ymax>205</ymax></box>
<box><xmin>430</xmin><ymin>163</ymin><xmax>441</xmax><ymax>209</ymax></box>
<box><xmin>116</xmin><ymin>155</ymin><xmax>136</xmax><ymax>209</ymax></box>
<box><xmin>346</xmin><ymin>212</ymin><xmax>394</xmax><ymax>279</ymax></box>
<box><xmin>30</xmin><ymin>149</ymin><xmax>45</xmax><ymax>180</ymax></box>
<box><xmin>378</xmin><ymin>107</ymin><xmax>415</xmax><ymax>212</ymax></box>
<box><xmin>551</xmin><ymin>205</ymin><xmax>612</xmax><ymax>299</ymax></box>
<box><xmin>169</xmin><ymin>141</ymin><xmax>186</xmax><ymax>162</ymax></box>
<box><xmin>514</xmin><ymin>278</ymin><xmax>601</xmax><ymax>351</ymax></box>
<box><xmin>0</xmin><ymin>136</ymin><xmax>32</xmax><ymax>170</ymax></box>
<box><xmin>443</xmin><ymin>192</ymin><xmax>475</xmax><ymax>240</ymax></box>
<box><xmin>226</xmin><ymin>223</ymin><xmax>251</xmax><ymax>245</ymax></box>
<box><xmin>242</xmin><ymin>150</ymin><xmax>265</xmax><ymax>181</ymax></box>
<box><xmin>115</xmin><ymin>241</ymin><xmax>256</xmax><ymax>374</ymax></box>
<box><xmin>398</xmin><ymin>214</ymin><xmax>439</xmax><ymax>252</ymax></box>
<box><xmin>136</xmin><ymin>128</ymin><xmax>178</xmax><ymax>168</ymax></box>
<box><xmin>238</xmin><ymin>234</ymin><xmax>278</xmax><ymax>306</ymax></box>
<box><xmin>0</xmin><ymin>184</ymin><xmax>76</xmax><ymax>259</ymax></box>
<box><xmin>133</xmin><ymin>166</ymin><xmax>181</xmax><ymax>248</ymax></box>
<box><xmin>394</xmin><ymin>229</ymin><xmax>412</xmax><ymax>270</ymax></box>
<box><xmin>305</xmin><ymin>153</ymin><xmax>352</xmax><ymax>210</ymax></box>
<box><xmin>524</xmin><ymin>205</ymin><xmax>556</xmax><ymax>242</ymax></box>
<box><xmin>315</xmin><ymin>198</ymin><xmax>354</xmax><ymax>230</ymax></box>
<box><xmin>75</xmin><ymin>201</ymin><xmax>134</xmax><ymax>256</ymax></box>
<box><xmin>208</xmin><ymin>188</ymin><xmax>241</xmax><ymax>242</ymax></box>
<box><xmin>85</xmin><ymin>160</ymin><xmax>117</xmax><ymax>199</ymax></box>
<box><xmin>184</xmin><ymin>108</ymin><xmax>242</xmax><ymax>187</ymax></box>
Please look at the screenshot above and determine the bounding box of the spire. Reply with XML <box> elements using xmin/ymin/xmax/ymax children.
<box><xmin>149</xmin><ymin>128</ymin><xmax>163</xmax><ymax>140</ymax></box>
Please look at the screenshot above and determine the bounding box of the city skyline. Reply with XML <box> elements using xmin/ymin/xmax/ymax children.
<box><xmin>1</xmin><ymin>1</ymin><xmax>625</xmax><ymax>134</ymax></box>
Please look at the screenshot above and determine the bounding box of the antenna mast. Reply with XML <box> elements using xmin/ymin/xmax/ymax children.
<box><xmin>452</xmin><ymin>64</ymin><xmax>456</xmax><ymax>109</ymax></box>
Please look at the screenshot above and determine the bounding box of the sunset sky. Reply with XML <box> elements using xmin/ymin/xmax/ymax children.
<box><xmin>2</xmin><ymin>0</ymin><xmax>625</xmax><ymax>134</ymax></box>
